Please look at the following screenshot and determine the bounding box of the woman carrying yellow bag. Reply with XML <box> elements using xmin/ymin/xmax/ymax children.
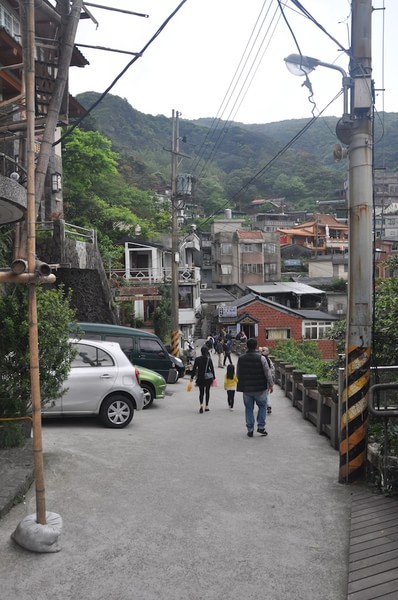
<box><xmin>189</xmin><ymin>345</ymin><xmax>215</xmax><ymax>413</ymax></box>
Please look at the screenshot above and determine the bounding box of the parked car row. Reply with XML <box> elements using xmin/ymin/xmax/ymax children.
<box><xmin>138</xmin><ymin>365</ymin><xmax>167</xmax><ymax>408</ymax></box>
<box><xmin>42</xmin><ymin>323</ymin><xmax>190</xmax><ymax>428</ymax></box>
<box><xmin>42</xmin><ymin>339</ymin><xmax>145</xmax><ymax>428</ymax></box>
<box><xmin>70</xmin><ymin>322</ymin><xmax>183</xmax><ymax>383</ymax></box>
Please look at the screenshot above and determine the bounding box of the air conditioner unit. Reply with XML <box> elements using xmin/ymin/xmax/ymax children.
<box><xmin>200</xmin><ymin>283</ymin><xmax>207</xmax><ymax>289</ymax></box>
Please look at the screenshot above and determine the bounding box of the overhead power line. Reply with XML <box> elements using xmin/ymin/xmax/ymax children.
<box><xmin>196</xmin><ymin>90</ymin><xmax>343</xmax><ymax>231</ymax></box>
<box><xmin>54</xmin><ymin>0</ymin><xmax>188</xmax><ymax>146</ymax></box>
<box><xmin>190</xmin><ymin>1</ymin><xmax>272</xmax><ymax>177</ymax></box>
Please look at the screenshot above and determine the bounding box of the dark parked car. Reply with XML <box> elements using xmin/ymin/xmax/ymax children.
<box><xmin>169</xmin><ymin>354</ymin><xmax>185</xmax><ymax>379</ymax></box>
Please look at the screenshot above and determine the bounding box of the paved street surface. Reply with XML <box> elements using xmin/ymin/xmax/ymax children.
<box><xmin>0</xmin><ymin>359</ymin><xmax>351</xmax><ymax>600</ymax></box>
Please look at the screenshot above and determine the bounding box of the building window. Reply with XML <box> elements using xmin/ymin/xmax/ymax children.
<box><xmin>221</xmin><ymin>264</ymin><xmax>232</xmax><ymax>275</ymax></box>
<box><xmin>242</xmin><ymin>263</ymin><xmax>262</xmax><ymax>274</ymax></box>
<box><xmin>239</xmin><ymin>324</ymin><xmax>257</xmax><ymax>338</ymax></box>
<box><xmin>264</xmin><ymin>243</ymin><xmax>277</xmax><ymax>253</ymax></box>
<box><xmin>303</xmin><ymin>321</ymin><xmax>333</xmax><ymax>339</ymax></box>
<box><xmin>221</xmin><ymin>243</ymin><xmax>232</xmax><ymax>254</ymax></box>
<box><xmin>264</xmin><ymin>263</ymin><xmax>278</xmax><ymax>274</ymax></box>
<box><xmin>178</xmin><ymin>286</ymin><xmax>193</xmax><ymax>308</ymax></box>
<box><xmin>241</xmin><ymin>243</ymin><xmax>262</xmax><ymax>253</ymax></box>
<box><xmin>266</xmin><ymin>328</ymin><xmax>291</xmax><ymax>340</ymax></box>
<box><xmin>0</xmin><ymin>7</ymin><xmax>20</xmax><ymax>39</ymax></box>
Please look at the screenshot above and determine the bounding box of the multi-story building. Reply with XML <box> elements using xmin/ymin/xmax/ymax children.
<box><xmin>0</xmin><ymin>1</ymin><xmax>88</xmax><ymax>225</ymax></box>
<box><xmin>199</xmin><ymin>230</ymin><xmax>213</xmax><ymax>289</ymax></box>
<box><xmin>278</xmin><ymin>213</ymin><xmax>349</xmax><ymax>255</ymax></box>
<box><xmin>307</xmin><ymin>254</ymin><xmax>349</xmax><ymax>280</ymax></box>
<box><xmin>113</xmin><ymin>230</ymin><xmax>202</xmax><ymax>342</ymax></box>
<box><xmin>211</xmin><ymin>217</ymin><xmax>280</xmax><ymax>287</ymax></box>
<box><xmin>251</xmin><ymin>211</ymin><xmax>307</xmax><ymax>232</ymax></box>
<box><xmin>320</xmin><ymin>172</ymin><xmax>398</xmax><ymax>239</ymax></box>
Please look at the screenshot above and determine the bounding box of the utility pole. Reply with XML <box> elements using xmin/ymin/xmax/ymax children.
<box><xmin>338</xmin><ymin>0</ymin><xmax>373</xmax><ymax>483</ymax></box>
<box><xmin>170</xmin><ymin>109</ymin><xmax>181</xmax><ymax>357</ymax></box>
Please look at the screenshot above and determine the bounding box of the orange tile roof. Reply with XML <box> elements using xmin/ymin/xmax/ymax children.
<box><xmin>237</xmin><ymin>230</ymin><xmax>263</xmax><ymax>239</ymax></box>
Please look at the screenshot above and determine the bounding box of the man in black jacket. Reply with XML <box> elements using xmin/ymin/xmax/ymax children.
<box><xmin>237</xmin><ymin>338</ymin><xmax>273</xmax><ymax>437</ymax></box>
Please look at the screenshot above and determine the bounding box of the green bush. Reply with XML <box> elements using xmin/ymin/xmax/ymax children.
<box><xmin>0</xmin><ymin>422</ymin><xmax>25</xmax><ymax>449</ymax></box>
<box><xmin>153</xmin><ymin>284</ymin><xmax>171</xmax><ymax>343</ymax></box>
<box><xmin>272</xmin><ymin>339</ymin><xmax>335</xmax><ymax>380</ymax></box>
<box><xmin>0</xmin><ymin>284</ymin><xmax>77</xmax><ymax>421</ymax></box>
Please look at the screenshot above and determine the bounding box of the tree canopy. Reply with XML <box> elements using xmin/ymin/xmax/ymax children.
<box><xmin>62</xmin><ymin>128</ymin><xmax>171</xmax><ymax>263</ymax></box>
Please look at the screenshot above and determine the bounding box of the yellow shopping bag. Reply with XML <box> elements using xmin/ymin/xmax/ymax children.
<box><xmin>187</xmin><ymin>380</ymin><xmax>193</xmax><ymax>392</ymax></box>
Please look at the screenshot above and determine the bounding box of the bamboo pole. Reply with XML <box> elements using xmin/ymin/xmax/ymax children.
<box><xmin>25</xmin><ymin>0</ymin><xmax>47</xmax><ymax>525</ymax></box>
<box><xmin>0</xmin><ymin>273</ymin><xmax>56</xmax><ymax>283</ymax></box>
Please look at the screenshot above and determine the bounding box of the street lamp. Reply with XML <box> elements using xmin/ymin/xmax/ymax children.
<box><xmin>285</xmin><ymin>0</ymin><xmax>373</xmax><ymax>487</ymax></box>
<box><xmin>284</xmin><ymin>53</ymin><xmax>351</xmax><ymax>117</ymax></box>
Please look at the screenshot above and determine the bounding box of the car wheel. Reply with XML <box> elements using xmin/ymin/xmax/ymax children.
<box><xmin>141</xmin><ymin>383</ymin><xmax>154</xmax><ymax>409</ymax></box>
<box><xmin>99</xmin><ymin>395</ymin><xmax>134</xmax><ymax>428</ymax></box>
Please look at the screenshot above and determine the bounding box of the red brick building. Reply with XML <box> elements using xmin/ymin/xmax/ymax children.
<box><xmin>219</xmin><ymin>294</ymin><xmax>338</xmax><ymax>359</ymax></box>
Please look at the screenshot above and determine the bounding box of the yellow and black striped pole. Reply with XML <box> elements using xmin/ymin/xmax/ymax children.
<box><xmin>170</xmin><ymin>110</ymin><xmax>181</xmax><ymax>358</ymax></box>
<box><xmin>339</xmin><ymin>346</ymin><xmax>370</xmax><ymax>483</ymax></box>
<box><xmin>338</xmin><ymin>0</ymin><xmax>373</xmax><ymax>484</ymax></box>
<box><xmin>171</xmin><ymin>329</ymin><xmax>180</xmax><ymax>360</ymax></box>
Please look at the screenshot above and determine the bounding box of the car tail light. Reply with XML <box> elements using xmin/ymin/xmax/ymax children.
<box><xmin>135</xmin><ymin>368</ymin><xmax>140</xmax><ymax>385</ymax></box>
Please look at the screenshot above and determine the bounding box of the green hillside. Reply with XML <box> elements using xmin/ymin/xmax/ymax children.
<box><xmin>76</xmin><ymin>92</ymin><xmax>398</xmax><ymax>215</ymax></box>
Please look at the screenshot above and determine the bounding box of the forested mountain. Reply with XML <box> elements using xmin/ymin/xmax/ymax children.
<box><xmin>76</xmin><ymin>92</ymin><xmax>398</xmax><ymax>215</ymax></box>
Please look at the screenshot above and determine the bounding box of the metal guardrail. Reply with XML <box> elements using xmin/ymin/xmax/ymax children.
<box><xmin>36</xmin><ymin>221</ymin><xmax>95</xmax><ymax>243</ymax></box>
<box><xmin>64</xmin><ymin>222</ymin><xmax>95</xmax><ymax>243</ymax></box>
<box><xmin>369</xmin><ymin>383</ymin><xmax>398</xmax><ymax>493</ymax></box>
<box><xmin>0</xmin><ymin>153</ymin><xmax>26</xmax><ymax>179</ymax></box>
<box><xmin>369</xmin><ymin>383</ymin><xmax>398</xmax><ymax>418</ymax></box>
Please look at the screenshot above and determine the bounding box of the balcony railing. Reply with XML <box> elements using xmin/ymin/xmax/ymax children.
<box><xmin>111</xmin><ymin>266</ymin><xmax>201</xmax><ymax>285</ymax></box>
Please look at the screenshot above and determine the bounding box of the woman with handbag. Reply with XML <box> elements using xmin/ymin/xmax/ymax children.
<box><xmin>190</xmin><ymin>345</ymin><xmax>215</xmax><ymax>413</ymax></box>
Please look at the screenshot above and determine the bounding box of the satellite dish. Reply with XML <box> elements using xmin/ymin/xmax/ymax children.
<box><xmin>332</xmin><ymin>144</ymin><xmax>348</xmax><ymax>162</ymax></box>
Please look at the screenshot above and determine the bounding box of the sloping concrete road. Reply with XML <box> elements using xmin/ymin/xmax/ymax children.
<box><xmin>0</xmin><ymin>362</ymin><xmax>351</xmax><ymax>600</ymax></box>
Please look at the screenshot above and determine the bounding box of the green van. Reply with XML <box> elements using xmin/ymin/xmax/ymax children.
<box><xmin>73</xmin><ymin>323</ymin><xmax>179</xmax><ymax>384</ymax></box>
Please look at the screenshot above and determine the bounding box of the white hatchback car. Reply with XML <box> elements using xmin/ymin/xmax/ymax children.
<box><xmin>42</xmin><ymin>339</ymin><xmax>144</xmax><ymax>428</ymax></box>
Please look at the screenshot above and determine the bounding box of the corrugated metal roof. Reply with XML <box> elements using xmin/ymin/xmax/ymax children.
<box><xmin>248</xmin><ymin>282</ymin><xmax>325</xmax><ymax>295</ymax></box>
<box><xmin>200</xmin><ymin>289</ymin><xmax>236</xmax><ymax>303</ymax></box>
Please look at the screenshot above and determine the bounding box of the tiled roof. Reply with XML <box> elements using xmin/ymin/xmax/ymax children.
<box><xmin>277</xmin><ymin>227</ymin><xmax>314</xmax><ymax>236</ymax></box>
<box><xmin>236</xmin><ymin>230</ymin><xmax>263</xmax><ymax>239</ymax></box>
<box><xmin>228</xmin><ymin>292</ymin><xmax>339</xmax><ymax>320</ymax></box>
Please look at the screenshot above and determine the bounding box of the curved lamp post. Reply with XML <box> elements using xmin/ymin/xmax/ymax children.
<box><xmin>284</xmin><ymin>53</ymin><xmax>351</xmax><ymax>117</ymax></box>
<box><xmin>285</xmin><ymin>1</ymin><xmax>374</xmax><ymax>487</ymax></box>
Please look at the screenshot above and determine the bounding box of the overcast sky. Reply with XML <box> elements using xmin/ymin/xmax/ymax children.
<box><xmin>69</xmin><ymin>0</ymin><xmax>397</xmax><ymax>125</ymax></box>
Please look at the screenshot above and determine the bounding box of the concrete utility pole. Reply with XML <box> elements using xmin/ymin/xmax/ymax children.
<box><xmin>170</xmin><ymin>109</ymin><xmax>181</xmax><ymax>357</ymax></box>
<box><xmin>339</xmin><ymin>0</ymin><xmax>373</xmax><ymax>483</ymax></box>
